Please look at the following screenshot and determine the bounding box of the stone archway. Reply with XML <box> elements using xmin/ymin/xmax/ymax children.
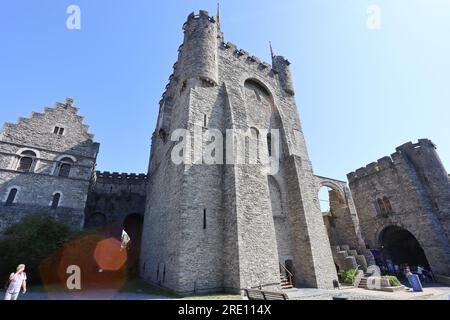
<box><xmin>315</xmin><ymin>176</ymin><xmax>374</xmax><ymax>274</ymax></box>
<box><xmin>379</xmin><ymin>226</ymin><xmax>431</xmax><ymax>270</ymax></box>
<box><xmin>319</xmin><ymin>185</ymin><xmax>345</xmax><ymax>247</ymax></box>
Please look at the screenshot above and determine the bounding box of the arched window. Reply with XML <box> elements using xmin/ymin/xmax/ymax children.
<box><xmin>383</xmin><ymin>197</ymin><xmax>393</xmax><ymax>214</ymax></box>
<box><xmin>17</xmin><ymin>150</ymin><xmax>37</xmax><ymax>172</ymax></box>
<box><xmin>250</xmin><ymin>127</ymin><xmax>259</xmax><ymax>139</ymax></box>
<box><xmin>376</xmin><ymin>197</ymin><xmax>393</xmax><ymax>216</ymax></box>
<box><xmin>248</xmin><ymin>127</ymin><xmax>260</xmax><ymax>163</ymax></box>
<box><xmin>57</xmin><ymin>157</ymin><xmax>74</xmax><ymax>177</ymax></box>
<box><xmin>51</xmin><ymin>193</ymin><xmax>61</xmax><ymax>209</ymax></box>
<box><xmin>244</xmin><ymin>79</ymin><xmax>272</xmax><ymax>101</ymax></box>
<box><xmin>5</xmin><ymin>188</ymin><xmax>18</xmax><ymax>206</ymax></box>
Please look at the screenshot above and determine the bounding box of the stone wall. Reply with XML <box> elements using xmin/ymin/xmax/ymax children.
<box><xmin>85</xmin><ymin>171</ymin><xmax>147</xmax><ymax>237</ymax></box>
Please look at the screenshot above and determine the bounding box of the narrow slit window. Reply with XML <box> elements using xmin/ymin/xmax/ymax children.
<box><xmin>156</xmin><ymin>264</ymin><xmax>160</xmax><ymax>281</ymax></box>
<box><xmin>203</xmin><ymin>209</ymin><xmax>207</xmax><ymax>230</ymax></box>
<box><xmin>162</xmin><ymin>265</ymin><xmax>166</xmax><ymax>283</ymax></box>
<box><xmin>51</xmin><ymin>193</ymin><xmax>61</xmax><ymax>209</ymax></box>
<box><xmin>5</xmin><ymin>188</ymin><xmax>18</xmax><ymax>206</ymax></box>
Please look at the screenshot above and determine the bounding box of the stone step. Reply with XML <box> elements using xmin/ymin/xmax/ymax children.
<box><xmin>358</xmin><ymin>277</ymin><xmax>368</xmax><ymax>289</ymax></box>
<box><xmin>280</xmin><ymin>274</ymin><xmax>293</xmax><ymax>289</ymax></box>
<box><xmin>348</xmin><ymin>250</ymin><xmax>358</xmax><ymax>257</ymax></box>
<box><xmin>356</xmin><ymin>255</ymin><xmax>368</xmax><ymax>271</ymax></box>
<box><xmin>344</xmin><ymin>256</ymin><xmax>358</xmax><ymax>269</ymax></box>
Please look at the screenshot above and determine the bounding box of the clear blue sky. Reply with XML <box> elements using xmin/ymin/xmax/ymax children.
<box><xmin>1</xmin><ymin>0</ymin><xmax>449</xmax><ymax>181</ymax></box>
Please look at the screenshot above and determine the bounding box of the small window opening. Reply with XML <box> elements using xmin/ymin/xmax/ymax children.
<box><xmin>159</xmin><ymin>129</ymin><xmax>168</xmax><ymax>143</ymax></box>
<box><xmin>5</xmin><ymin>188</ymin><xmax>18</xmax><ymax>206</ymax></box>
<box><xmin>17</xmin><ymin>150</ymin><xmax>37</xmax><ymax>172</ymax></box>
<box><xmin>162</xmin><ymin>265</ymin><xmax>166</xmax><ymax>283</ymax></box>
<box><xmin>181</xmin><ymin>81</ymin><xmax>187</xmax><ymax>93</ymax></box>
<box><xmin>54</xmin><ymin>127</ymin><xmax>65</xmax><ymax>135</ymax></box>
<box><xmin>203</xmin><ymin>209</ymin><xmax>207</xmax><ymax>230</ymax></box>
<box><xmin>51</xmin><ymin>193</ymin><xmax>61</xmax><ymax>209</ymax></box>
<box><xmin>58</xmin><ymin>157</ymin><xmax>74</xmax><ymax>178</ymax></box>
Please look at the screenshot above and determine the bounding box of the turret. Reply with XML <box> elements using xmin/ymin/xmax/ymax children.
<box><xmin>396</xmin><ymin>139</ymin><xmax>450</xmax><ymax>216</ymax></box>
<box><xmin>272</xmin><ymin>55</ymin><xmax>295</xmax><ymax>96</ymax></box>
<box><xmin>178</xmin><ymin>11</ymin><xmax>219</xmax><ymax>86</ymax></box>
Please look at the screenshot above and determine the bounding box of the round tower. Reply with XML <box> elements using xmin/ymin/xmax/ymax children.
<box><xmin>178</xmin><ymin>11</ymin><xmax>219</xmax><ymax>86</ymax></box>
<box><xmin>273</xmin><ymin>55</ymin><xmax>295</xmax><ymax>96</ymax></box>
<box><xmin>397</xmin><ymin>139</ymin><xmax>450</xmax><ymax>219</ymax></box>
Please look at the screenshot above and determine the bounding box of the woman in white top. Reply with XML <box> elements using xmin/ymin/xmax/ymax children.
<box><xmin>4</xmin><ymin>264</ymin><xmax>27</xmax><ymax>300</ymax></box>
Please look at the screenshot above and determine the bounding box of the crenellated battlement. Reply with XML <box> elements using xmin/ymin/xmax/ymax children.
<box><xmin>158</xmin><ymin>8</ymin><xmax>297</xmax><ymax>105</ymax></box>
<box><xmin>395</xmin><ymin>139</ymin><xmax>436</xmax><ymax>153</ymax></box>
<box><xmin>159</xmin><ymin>40</ymin><xmax>275</xmax><ymax>105</ymax></box>
<box><xmin>347</xmin><ymin>139</ymin><xmax>437</xmax><ymax>183</ymax></box>
<box><xmin>95</xmin><ymin>171</ymin><xmax>148</xmax><ymax>183</ymax></box>
<box><xmin>348</xmin><ymin>153</ymin><xmax>397</xmax><ymax>183</ymax></box>
<box><xmin>184</xmin><ymin>10</ymin><xmax>217</xmax><ymax>27</ymax></box>
<box><xmin>220</xmin><ymin>41</ymin><xmax>273</xmax><ymax>72</ymax></box>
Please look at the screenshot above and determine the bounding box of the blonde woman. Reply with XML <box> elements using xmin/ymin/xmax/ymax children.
<box><xmin>4</xmin><ymin>264</ymin><xmax>27</xmax><ymax>300</ymax></box>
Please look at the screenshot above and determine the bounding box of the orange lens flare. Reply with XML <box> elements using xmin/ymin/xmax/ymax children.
<box><xmin>94</xmin><ymin>238</ymin><xmax>128</xmax><ymax>271</ymax></box>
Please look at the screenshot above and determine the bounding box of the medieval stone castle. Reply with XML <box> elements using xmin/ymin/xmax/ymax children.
<box><xmin>1</xmin><ymin>10</ymin><xmax>449</xmax><ymax>294</ymax></box>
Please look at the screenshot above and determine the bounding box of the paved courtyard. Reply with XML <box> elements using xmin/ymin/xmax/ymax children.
<box><xmin>285</xmin><ymin>285</ymin><xmax>450</xmax><ymax>300</ymax></box>
<box><xmin>2</xmin><ymin>285</ymin><xmax>450</xmax><ymax>300</ymax></box>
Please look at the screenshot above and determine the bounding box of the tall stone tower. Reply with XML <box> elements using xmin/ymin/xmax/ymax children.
<box><xmin>140</xmin><ymin>10</ymin><xmax>337</xmax><ymax>294</ymax></box>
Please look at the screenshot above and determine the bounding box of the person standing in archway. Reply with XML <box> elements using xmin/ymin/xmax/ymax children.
<box><xmin>4</xmin><ymin>264</ymin><xmax>27</xmax><ymax>300</ymax></box>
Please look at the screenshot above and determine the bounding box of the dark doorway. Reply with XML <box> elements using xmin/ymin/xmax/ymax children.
<box><xmin>122</xmin><ymin>214</ymin><xmax>144</xmax><ymax>278</ymax></box>
<box><xmin>379</xmin><ymin>226</ymin><xmax>430</xmax><ymax>270</ymax></box>
<box><xmin>285</xmin><ymin>259</ymin><xmax>294</xmax><ymax>276</ymax></box>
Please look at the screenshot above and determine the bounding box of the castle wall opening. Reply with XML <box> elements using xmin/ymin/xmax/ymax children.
<box><xmin>379</xmin><ymin>226</ymin><xmax>430</xmax><ymax>271</ymax></box>
<box><xmin>319</xmin><ymin>185</ymin><xmax>349</xmax><ymax>248</ymax></box>
<box><xmin>122</xmin><ymin>214</ymin><xmax>144</xmax><ymax>278</ymax></box>
<box><xmin>317</xmin><ymin>182</ymin><xmax>371</xmax><ymax>276</ymax></box>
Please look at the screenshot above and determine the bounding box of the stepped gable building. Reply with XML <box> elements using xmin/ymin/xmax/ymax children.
<box><xmin>0</xmin><ymin>99</ymin><xmax>100</xmax><ymax>230</ymax></box>
<box><xmin>0</xmin><ymin>99</ymin><xmax>148</xmax><ymax>243</ymax></box>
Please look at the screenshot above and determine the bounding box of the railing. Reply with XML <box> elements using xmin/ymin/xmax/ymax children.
<box><xmin>279</xmin><ymin>263</ymin><xmax>294</xmax><ymax>287</ymax></box>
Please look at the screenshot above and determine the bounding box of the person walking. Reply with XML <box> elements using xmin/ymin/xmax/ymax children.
<box><xmin>4</xmin><ymin>264</ymin><xmax>27</xmax><ymax>300</ymax></box>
